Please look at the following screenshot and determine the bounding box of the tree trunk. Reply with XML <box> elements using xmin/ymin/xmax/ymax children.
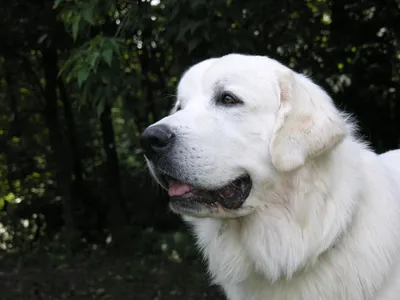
<box><xmin>42</xmin><ymin>48</ymin><xmax>77</xmax><ymax>246</ymax></box>
<box><xmin>3</xmin><ymin>67</ymin><xmax>19</xmax><ymax>213</ymax></box>
<box><xmin>4</xmin><ymin>67</ymin><xmax>20</xmax><ymax>193</ymax></box>
<box><xmin>99</xmin><ymin>103</ymin><xmax>126</xmax><ymax>246</ymax></box>
<box><xmin>58</xmin><ymin>79</ymin><xmax>84</xmax><ymax>185</ymax></box>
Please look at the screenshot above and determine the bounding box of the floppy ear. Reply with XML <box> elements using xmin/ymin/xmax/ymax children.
<box><xmin>270</xmin><ymin>69</ymin><xmax>347</xmax><ymax>172</ymax></box>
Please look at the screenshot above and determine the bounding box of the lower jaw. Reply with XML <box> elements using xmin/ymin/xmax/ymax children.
<box><xmin>169</xmin><ymin>192</ymin><xmax>215</xmax><ymax>215</ymax></box>
<box><xmin>169</xmin><ymin>196</ymin><xmax>254</xmax><ymax>219</ymax></box>
<box><xmin>169</xmin><ymin>198</ymin><xmax>212</xmax><ymax>217</ymax></box>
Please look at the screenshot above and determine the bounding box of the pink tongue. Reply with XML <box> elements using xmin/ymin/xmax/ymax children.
<box><xmin>168</xmin><ymin>180</ymin><xmax>193</xmax><ymax>197</ymax></box>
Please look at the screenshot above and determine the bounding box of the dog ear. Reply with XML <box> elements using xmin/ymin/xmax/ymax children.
<box><xmin>270</xmin><ymin>69</ymin><xmax>347</xmax><ymax>172</ymax></box>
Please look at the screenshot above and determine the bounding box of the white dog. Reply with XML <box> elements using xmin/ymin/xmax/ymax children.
<box><xmin>140</xmin><ymin>54</ymin><xmax>400</xmax><ymax>300</ymax></box>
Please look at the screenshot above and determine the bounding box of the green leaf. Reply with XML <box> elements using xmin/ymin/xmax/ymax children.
<box><xmin>171</xmin><ymin>4</ymin><xmax>180</xmax><ymax>20</ymax></box>
<box><xmin>19</xmin><ymin>87</ymin><xmax>31</xmax><ymax>95</ymax></box>
<box><xmin>190</xmin><ymin>0</ymin><xmax>205</xmax><ymax>9</ymax></box>
<box><xmin>102</xmin><ymin>49</ymin><xmax>113</xmax><ymax>66</ymax></box>
<box><xmin>190</xmin><ymin>21</ymin><xmax>202</xmax><ymax>34</ymax></box>
<box><xmin>77</xmin><ymin>70</ymin><xmax>89</xmax><ymax>87</ymax></box>
<box><xmin>72</xmin><ymin>15</ymin><xmax>81</xmax><ymax>41</ymax></box>
<box><xmin>108</xmin><ymin>38</ymin><xmax>121</xmax><ymax>53</ymax></box>
<box><xmin>188</xmin><ymin>39</ymin><xmax>201</xmax><ymax>53</ymax></box>
<box><xmin>4</xmin><ymin>192</ymin><xmax>15</xmax><ymax>203</ymax></box>
<box><xmin>53</xmin><ymin>0</ymin><xmax>63</xmax><ymax>9</ymax></box>
<box><xmin>176</xmin><ymin>22</ymin><xmax>191</xmax><ymax>41</ymax></box>
<box><xmin>90</xmin><ymin>51</ymin><xmax>100</xmax><ymax>69</ymax></box>
<box><xmin>82</xmin><ymin>6</ymin><xmax>95</xmax><ymax>25</ymax></box>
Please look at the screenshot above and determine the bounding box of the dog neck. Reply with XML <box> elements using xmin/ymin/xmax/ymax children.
<box><xmin>186</xmin><ymin>138</ymin><xmax>367</xmax><ymax>285</ymax></box>
<box><xmin>242</xmin><ymin>138</ymin><xmax>365</xmax><ymax>281</ymax></box>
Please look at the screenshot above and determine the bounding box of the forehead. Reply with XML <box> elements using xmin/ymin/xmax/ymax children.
<box><xmin>177</xmin><ymin>58</ymin><xmax>217</xmax><ymax>97</ymax></box>
<box><xmin>177</xmin><ymin>54</ymin><xmax>281</xmax><ymax>104</ymax></box>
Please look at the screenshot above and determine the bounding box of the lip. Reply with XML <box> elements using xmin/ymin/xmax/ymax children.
<box><xmin>164</xmin><ymin>174</ymin><xmax>252</xmax><ymax>212</ymax></box>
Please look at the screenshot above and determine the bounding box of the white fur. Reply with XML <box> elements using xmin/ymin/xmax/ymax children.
<box><xmin>146</xmin><ymin>54</ymin><xmax>400</xmax><ymax>299</ymax></box>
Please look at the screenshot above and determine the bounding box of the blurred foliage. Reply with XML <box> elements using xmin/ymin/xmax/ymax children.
<box><xmin>0</xmin><ymin>0</ymin><xmax>399</xmax><ymax>298</ymax></box>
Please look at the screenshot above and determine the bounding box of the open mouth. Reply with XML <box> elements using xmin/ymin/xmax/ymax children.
<box><xmin>161</xmin><ymin>174</ymin><xmax>252</xmax><ymax>211</ymax></box>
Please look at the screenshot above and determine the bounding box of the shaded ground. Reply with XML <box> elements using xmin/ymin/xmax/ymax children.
<box><xmin>0</xmin><ymin>230</ymin><xmax>225</xmax><ymax>300</ymax></box>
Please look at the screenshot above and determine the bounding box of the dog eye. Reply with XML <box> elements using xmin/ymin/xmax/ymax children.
<box><xmin>176</xmin><ymin>105</ymin><xmax>181</xmax><ymax>111</ymax></box>
<box><xmin>218</xmin><ymin>93</ymin><xmax>242</xmax><ymax>106</ymax></box>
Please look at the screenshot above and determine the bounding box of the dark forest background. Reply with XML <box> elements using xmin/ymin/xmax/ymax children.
<box><xmin>0</xmin><ymin>0</ymin><xmax>399</xmax><ymax>299</ymax></box>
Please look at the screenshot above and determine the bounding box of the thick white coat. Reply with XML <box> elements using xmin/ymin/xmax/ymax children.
<box><xmin>148</xmin><ymin>54</ymin><xmax>400</xmax><ymax>300</ymax></box>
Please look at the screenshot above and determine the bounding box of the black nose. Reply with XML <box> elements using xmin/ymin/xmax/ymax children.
<box><xmin>140</xmin><ymin>125</ymin><xmax>175</xmax><ymax>159</ymax></box>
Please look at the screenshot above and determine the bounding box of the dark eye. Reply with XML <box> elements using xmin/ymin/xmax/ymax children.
<box><xmin>176</xmin><ymin>105</ymin><xmax>181</xmax><ymax>111</ymax></box>
<box><xmin>218</xmin><ymin>93</ymin><xmax>242</xmax><ymax>106</ymax></box>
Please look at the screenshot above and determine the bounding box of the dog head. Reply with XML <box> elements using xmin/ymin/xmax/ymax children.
<box><xmin>141</xmin><ymin>54</ymin><xmax>347</xmax><ymax>218</ymax></box>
